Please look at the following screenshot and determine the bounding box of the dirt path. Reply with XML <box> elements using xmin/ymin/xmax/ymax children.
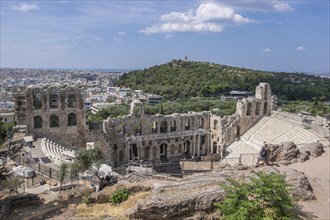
<box><xmin>288</xmin><ymin>147</ymin><xmax>330</xmax><ymax>219</ymax></box>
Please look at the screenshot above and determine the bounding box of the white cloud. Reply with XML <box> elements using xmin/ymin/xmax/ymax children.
<box><xmin>262</xmin><ymin>48</ymin><xmax>271</xmax><ymax>52</ymax></box>
<box><xmin>296</xmin><ymin>46</ymin><xmax>305</xmax><ymax>51</ymax></box>
<box><xmin>140</xmin><ymin>2</ymin><xmax>254</xmax><ymax>34</ymax></box>
<box><xmin>165</xmin><ymin>34</ymin><xmax>173</xmax><ymax>39</ymax></box>
<box><xmin>222</xmin><ymin>1</ymin><xmax>294</xmax><ymax>12</ymax></box>
<box><xmin>273</xmin><ymin>2</ymin><xmax>294</xmax><ymax>12</ymax></box>
<box><xmin>118</xmin><ymin>32</ymin><xmax>126</xmax><ymax>35</ymax></box>
<box><xmin>12</xmin><ymin>3</ymin><xmax>39</xmax><ymax>12</ymax></box>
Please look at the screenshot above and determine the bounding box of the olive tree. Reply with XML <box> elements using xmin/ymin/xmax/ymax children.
<box><xmin>70</xmin><ymin>148</ymin><xmax>104</xmax><ymax>180</ymax></box>
<box><xmin>214</xmin><ymin>172</ymin><xmax>298</xmax><ymax>220</ymax></box>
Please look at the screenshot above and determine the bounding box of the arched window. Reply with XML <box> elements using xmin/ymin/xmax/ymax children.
<box><xmin>214</xmin><ymin>120</ymin><xmax>218</xmax><ymax>130</ymax></box>
<box><xmin>255</xmin><ymin>102</ymin><xmax>260</xmax><ymax>115</ymax></box>
<box><xmin>263</xmin><ymin>102</ymin><xmax>268</xmax><ymax>115</ymax></box>
<box><xmin>170</xmin><ymin>119</ymin><xmax>176</xmax><ymax>132</ymax></box>
<box><xmin>67</xmin><ymin>113</ymin><xmax>77</xmax><ymax>126</ymax></box>
<box><xmin>50</xmin><ymin>115</ymin><xmax>59</xmax><ymax>127</ymax></box>
<box><xmin>247</xmin><ymin>103</ymin><xmax>252</xmax><ymax>116</ymax></box>
<box><xmin>67</xmin><ymin>93</ymin><xmax>76</xmax><ymax>108</ymax></box>
<box><xmin>185</xmin><ymin>119</ymin><xmax>190</xmax><ymax>130</ymax></box>
<box><xmin>33</xmin><ymin>90</ymin><xmax>42</xmax><ymax>109</ymax></box>
<box><xmin>151</xmin><ymin>122</ymin><xmax>158</xmax><ymax>133</ymax></box>
<box><xmin>200</xmin><ymin>118</ymin><xmax>204</xmax><ymax>128</ymax></box>
<box><xmin>160</xmin><ymin>121</ymin><xmax>168</xmax><ymax>133</ymax></box>
<box><xmin>213</xmin><ymin>142</ymin><xmax>217</xmax><ymax>154</ymax></box>
<box><xmin>33</xmin><ymin>116</ymin><xmax>42</xmax><ymax>129</ymax></box>
<box><xmin>49</xmin><ymin>93</ymin><xmax>59</xmax><ymax>109</ymax></box>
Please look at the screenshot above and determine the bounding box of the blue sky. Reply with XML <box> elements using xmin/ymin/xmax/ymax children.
<box><xmin>1</xmin><ymin>0</ymin><xmax>329</xmax><ymax>73</ymax></box>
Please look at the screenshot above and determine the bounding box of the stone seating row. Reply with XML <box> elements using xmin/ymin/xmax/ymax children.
<box><xmin>224</xmin><ymin>115</ymin><xmax>322</xmax><ymax>165</ymax></box>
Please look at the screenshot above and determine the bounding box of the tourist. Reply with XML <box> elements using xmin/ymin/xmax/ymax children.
<box><xmin>256</xmin><ymin>142</ymin><xmax>269</xmax><ymax>165</ymax></box>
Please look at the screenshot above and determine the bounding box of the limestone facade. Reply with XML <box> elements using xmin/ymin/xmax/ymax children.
<box><xmin>15</xmin><ymin>86</ymin><xmax>86</xmax><ymax>147</ymax></box>
<box><xmin>103</xmin><ymin>83</ymin><xmax>272</xmax><ymax>166</ymax></box>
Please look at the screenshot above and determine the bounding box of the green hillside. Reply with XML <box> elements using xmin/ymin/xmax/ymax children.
<box><xmin>117</xmin><ymin>60</ymin><xmax>330</xmax><ymax>101</ymax></box>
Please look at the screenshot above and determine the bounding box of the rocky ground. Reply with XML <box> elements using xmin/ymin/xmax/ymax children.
<box><xmin>3</xmin><ymin>144</ymin><xmax>329</xmax><ymax>220</ymax></box>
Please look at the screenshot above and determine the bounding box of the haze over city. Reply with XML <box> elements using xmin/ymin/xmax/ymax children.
<box><xmin>1</xmin><ymin>0</ymin><xmax>329</xmax><ymax>73</ymax></box>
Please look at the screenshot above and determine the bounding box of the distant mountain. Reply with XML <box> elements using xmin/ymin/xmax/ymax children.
<box><xmin>117</xmin><ymin>60</ymin><xmax>330</xmax><ymax>101</ymax></box>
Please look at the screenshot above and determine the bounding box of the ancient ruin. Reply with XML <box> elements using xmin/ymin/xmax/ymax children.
<box><xmin>103</xmin><ymin>83</ymin><xmax>271</xmax><ymax>166</ymax></box>
<box><xmin>15</xmin><ymin>86</ymin><xmax>86</xmax><ymax>148</ymax></box>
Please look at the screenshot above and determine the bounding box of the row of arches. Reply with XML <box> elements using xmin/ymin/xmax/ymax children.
<box><xmin>116</xmin><ymin>142</ymin><xmax>188</xmax><ymax>163</ymax></box>
<box><xmin>33</xmin><ymin>113</ymin><xmax>77</xmax><ymax>128</ymax></box>
<box><xmin>117</xmin><ymin>117</ymin><xmax>206</xmax><ymax>135</ymax></box>
<box><xmin>246</xmin><ymin>102</ymin><xmax>268</xmax><ymax>116</ymax></box>
<box><xmin>32</xmin><ymin>90</ymin><xmax>77</xmax><ymax>109</ymax></box>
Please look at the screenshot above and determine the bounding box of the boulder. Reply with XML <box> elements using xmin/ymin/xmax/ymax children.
<box><xmin>128</xmin><ymin>165</ymin><xmax>315</xmax><ymax>219</ymax></box>
<box><xmin>300</xmin><ymin>142</ymin><xmax>324</xmax><ymax>158</ymax></box>
<box><xmin>268</xmin><ymin>142</ymin><xmax>300</xmax><ymax>163</ymax></box>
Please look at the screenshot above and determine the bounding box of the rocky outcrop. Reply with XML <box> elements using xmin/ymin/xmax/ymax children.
<box><xmin>300</xmin><ymin>142</ymin><xmax>324</xmax><ymax>158</ymax></box>
<box><xmin>268</xmin><ymin>142</ymin><xmax>324</xmax><ymax>165</ymax></box>
<box><xmin>128</xmin><ymin>164</ymin><xmax>315</xmax><ymax>219</ymax></box>
<box><xmin>0</xmin><ymin>194</ymin><xmax>41</xmax><ymax>220</ymax></box>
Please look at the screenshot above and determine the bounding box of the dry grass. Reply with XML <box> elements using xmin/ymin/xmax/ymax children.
<box><xmin>71</xmin><ymin>190</ymin><xmax>151</xmax><ymax>220</ymax></box>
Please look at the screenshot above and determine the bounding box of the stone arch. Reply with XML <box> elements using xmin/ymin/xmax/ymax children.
<box><xmin>184</xmin><ymin>140</ymin><xmax>190</xmax><ymax>154</ymax></box>
<box><xmin>200</xmin><ymin>117</ymin><xmax>204</xmax><ymax>128</ymax></box>
<box><xmin>184</xmin><ymin>119</ymin><xmax>191</xmax><ymax>130</ymax></box>
<box><xmin>67</xmin><ymin>113</ymin><xmax>77</xmax><ymax>126</ymax></box>
<box><xmin>48</xmin><ymin>87</ymin><xmax>60</xmax><ymax>109</ymax></box>
<box><xmin>116</xmin><ymin>124</ymin><xmax>125</xmax><ymax>134</ymax></box>
<box><xmin>68</xmin><ymin>94</ymin><xmax>76</xmax><ymax>108</ymax></box>
<box><xmin>130</xmin><ymin>100</ymin><xmax>144</xmax><ymax>117</ymax></box>
<box><xmin>263</xmin><ymin>102</ymin><xmax>268</xmax><ymax>115</ymax></box>
<box><xmin>32</xmin><ymin>88</ymin><xmax>43</xmax><ymax>109</ymax></box>
<box><xmin>212</xmin><ymin>142</ymin><xmax>217</xmax><ymax>154</ymax></box>
<box><xmin>213</xmin><ymin>120</ymin><xmax>218</xmax><ymax>130</ymax></box>
<box><xmin>50</xmin><ymin>114</ymin><xmax>59</xmax><ymax>128</ymax></box>
<box><xmin>151</xmin><ymin>121</ymin><xmax>158</xmax><ymax>133</ymax></box>
<box><xmin>160</xmin><ymin>143</ymin><xmax>168</xmax><ymax>162</ymax></box>
<box><xmin>170</xmin><ymin>119</ymin><xmax>176</xmax><ymax>132</ymax></box>
<box><xmin>160</xmin><ymin>121</ymin><xmax>168</xmax><ymax>133</ymax></box>
<box><xmin>133</xmin><ymin>123</ymin><xmax>141</xmax><ymax>134</ymax></box>
<box><xmin>264</xmin><ymin>84</ymin><xmax>269</xmax><ymax>100</ymax></box>
<box><xmin>33</xmin><ymin>116</ymin><xmax>42</xmax><ymax>129</ymax></box>
<box><xmin>256</xmin><ymin>102</ymin><xmax>260</xmax><ymax>115</ymax></box>
<box><xmin>247</xmin><ymin>102</ymin><xmax>252</xmax><ymax>116</ymax></box>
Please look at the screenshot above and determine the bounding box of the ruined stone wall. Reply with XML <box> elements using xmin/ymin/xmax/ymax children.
<box><xmin>103</xmin><ymin>100</ymin><xmax>211</xmax><ymax>166</ymax></box>
<box><xmin>103</xmin><ymin>83</ymin><xmax>272</xmax><ymax>166</ymax></box>
<box><xmin>211</xmin><ymin>82</ymin><xmax>272</xmax><ymax>156</ymax></box>
<box><xmin>23</xmin><ymin>86</ymin><xmax>86</xmax><ymax>147</ymax></box>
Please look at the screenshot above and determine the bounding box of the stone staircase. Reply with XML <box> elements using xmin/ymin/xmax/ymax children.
<box><xmin>223</xmin><ymin>116</ymin><xmax>323</xmax><ymax>165</ymax></box>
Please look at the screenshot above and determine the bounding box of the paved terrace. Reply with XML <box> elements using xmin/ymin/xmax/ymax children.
<box><xmin>224</xmin><ymin>116</ymin><xmax>324</xmax><ymax>165</ymax></box>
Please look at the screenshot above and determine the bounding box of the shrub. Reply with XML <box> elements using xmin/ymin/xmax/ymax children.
<box><xmin>109</xmin><ymin>187</ymin><xmax>130</xmax><ymax>204</ymax></box>
<box><xmin>80</xmin><ymin>188</ymin><xmax>94</xmax><ymax>204</ymax></box>
<box><xmin>214</xmin><ymin>172</ymin><xmax>298</xmax><ymax>220</ymax></box>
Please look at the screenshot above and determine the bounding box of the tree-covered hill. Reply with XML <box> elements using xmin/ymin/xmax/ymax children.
<box><xmin>117</xmin><ymin>60</ymin><xmax>330</xmax><ymax>101</ymax></box>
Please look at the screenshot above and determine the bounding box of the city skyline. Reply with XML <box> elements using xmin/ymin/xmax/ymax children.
<box><xmin>1</xmin><ymin>0</ymin><xmax>329</xmax><ymax>73</ymax></box>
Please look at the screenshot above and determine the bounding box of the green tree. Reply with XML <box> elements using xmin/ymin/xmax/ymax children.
<box><xmin>58</xmin><ymin>162</ymin><xmax>69</xmax><ymax>193</ymax></box>
<box><xmin>214</xmin><ymin>172</ymin><xmax>297</xmax><ymax>220</ymax></box>
<box><xmin>70</xmin><ymin>148</ymin><xmax>105</xmax><ymax>180</ymax></box>
<box><xmin>0</xmin><ymin>118</ymin><xmax>7</xmax><ymax>145</ymax></box>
